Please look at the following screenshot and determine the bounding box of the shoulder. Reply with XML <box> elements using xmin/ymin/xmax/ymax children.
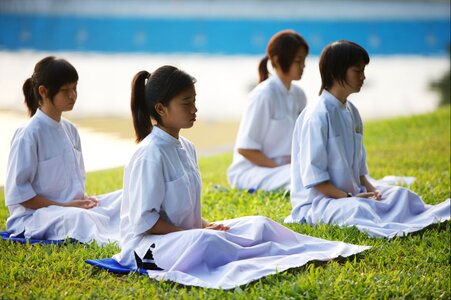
<box><xmin>128</xmin><ymin>137</ymin><xmax>164</xmax><ymax>171</ymax></box>
<box><xmin>347</xmin><ymin>101</ymin><xmax>362</xmax><ymax>116</ymax></box>
<box><xmin>61</xmin><ymin>118</ymin><xmax>80</xmax><ymax>135</ymax></box>
<box><xmin>249</xmin><ymin>78</ymin><xmax>277</xmax><ymax>102</ymax></box>
<box><xmin>292</xmin><ymin>84</ymin><xmax>306</xmax><ymax>97</ymax></box>
<box><xmin>292</xmin><ymin>85</ymin><xmax>307</xmax><ymax>108</ymax></box>
<box><xmin>10</xmin><ymin>117</ymin><xmax>40</xmax><ymax>146</ymax></box>
<box><xmin>179</xmin><ymin>136</ymin><xmax>196</xmax><ymax>157</ymax></box>
<box><xmin>302</xmin><ymin>95</ymin><xmax>331</xmax><ymax>123</ymax></box>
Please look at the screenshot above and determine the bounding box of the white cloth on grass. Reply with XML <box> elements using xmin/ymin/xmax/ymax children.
<box><xmin>227</xmin><ymin>75</ymin><xmax>307</xmax><ymax>191</ymax></box>
<box><xmin>113</xmin><ymin>126</ymin><xmax>370</xmax><ymax>289</ymax></box>
<box><xmin>144</xmin><ymin>216</ymin><xmax>370</xmax><ymax>290</ymax></box>
<box><xmin>4</xmin><ymin>109</ymin><xmax>122</xmax><ymax>244</ymax></box>
<box><xmin>285</xmin><ymin>90</ymin><xmax>450</xmax><ymax>238</ymax></box>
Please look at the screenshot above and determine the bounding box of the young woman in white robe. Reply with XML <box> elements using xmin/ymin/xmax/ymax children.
<box><xmin>227</xmin><ymin>30</ymin><xmax>308</xmax><ymax>191</ymax></box>
<box><xmin>112</xmin><ymin>65</ymin><xmax>370</xmax><ymax>289</ymax></box>
<box><xmin>285</xmin><ymin>40</ymin><xmax>450</xmax><ymax>238</ymax></box>
<box><xmin>4</xmin><ymin>56</ymin><xmax>122</xmax><ymax>244</ymax></box>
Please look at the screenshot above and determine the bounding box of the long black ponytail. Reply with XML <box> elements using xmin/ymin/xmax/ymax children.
<box><xmin>130</xmin><ymin>65</ymin><xmax>196</xmax><ymax>143</ymax></box>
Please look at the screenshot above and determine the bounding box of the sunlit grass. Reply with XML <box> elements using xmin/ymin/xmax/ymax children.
<box><xmin>1</xmin><ymin>106</ymin><xmax>449</xmax><ymax>299</ymax></box>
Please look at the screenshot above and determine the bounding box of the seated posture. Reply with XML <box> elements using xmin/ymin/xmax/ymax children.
<box><xmin>227</xmin><ymin>30</ymin><xmax>308</xmax><ymax>191</ymax></box>
<box><xmin>285</xmin><ymin>40</ymin><xmax>450</xmax><ymax>238</ymax></box>
<box><xmin>5</xmin><ymin>56</ymin><xmax>122</xmax><ymax>244</ymax></box>
<box><xmin>112</xmin><ymin>65</ymin><xmax>369</xmax><ymax>289</ymax></box>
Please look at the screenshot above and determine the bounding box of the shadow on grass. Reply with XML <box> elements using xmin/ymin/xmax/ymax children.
<box><xmin>398</xmin><ymin>220</ymin><xmax>450</xmax><ymax>238</ymax></box>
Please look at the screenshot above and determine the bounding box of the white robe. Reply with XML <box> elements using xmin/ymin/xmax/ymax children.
<box><xmin>113</xmin><ymin>126</ymin><xmax>370</xmax><ymax>289</ymax></box>
<box><xmin>4</xmin><ymin>109</ymin><xmax>122</xmax><ymax>244</ymax></box>
<box><xmin>227</xmin><ymin>75</ymin><xmax>307</xmax><ymax>191</ymax></box>
<box><xmin>285</xmin><ymin>90</ymin><xmax>450</xmax><ymax>238</ymax></box>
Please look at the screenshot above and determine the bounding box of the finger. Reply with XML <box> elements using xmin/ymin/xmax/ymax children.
<box><xmin>84</xmin><ymin>200</ymin><xmax>98</xmax><ymax>208</ymax></box>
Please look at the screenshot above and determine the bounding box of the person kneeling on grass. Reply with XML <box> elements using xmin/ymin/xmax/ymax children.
<box><xmin>285</xmin><ymin>40</ymin><xmax>450</xmax><ymax>238</ymax></box>
<box><xmin>112</xmin><ymin>65</ymin><xmax>370</xmax><ymax>290</ymax></box>
<box><xmin>5</xmin><ymin>56</ymin><xmax>122</xmax><ymax>244</ymax></box>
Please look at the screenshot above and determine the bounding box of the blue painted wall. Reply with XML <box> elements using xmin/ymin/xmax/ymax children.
<box><xmin>0</xmin><ymin>13</ymin><xmax>449</xmax><ymax>55</ymax></box>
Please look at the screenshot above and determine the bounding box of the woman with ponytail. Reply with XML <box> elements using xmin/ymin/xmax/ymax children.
<box><xmin>4</xmin><ymin>56</ymin><xmax>122</xmax><ymax>244</ymax></box>
<box><xmin>227</xmin><ymin>29</ymin><xmax>309</xmax><ymax>191</ymax></box>
<box><xmin>112</xmin><ymin>65</ymin><xmax>369</xmax><ymax>289</ymax></box>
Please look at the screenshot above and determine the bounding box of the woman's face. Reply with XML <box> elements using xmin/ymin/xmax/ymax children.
<box><xmin>343</xmin><ymin>62</ymin><xmax>366</xmax><ymax>94</ymax></box>
<box><xmin>157</xmin><ymin>85</ymin><xmax>197</xmax><ymax>135</ymax></box>
<box><xmin>286</xmin><ymin>46</ymin><xmax>308</xmax><ymax>81</ymax></box>
<box><xmin>41</xmin><ymin>81</ymin><xmax>78</xmax><ymax>113</ymax></box>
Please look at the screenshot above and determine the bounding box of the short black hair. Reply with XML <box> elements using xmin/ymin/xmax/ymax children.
<box><xmin>319</xmin><ymin>40</ymin><xmax>369</xmax><ymax>95</ymax></box>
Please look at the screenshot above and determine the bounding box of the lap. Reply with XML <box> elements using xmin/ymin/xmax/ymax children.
<box><xmin>308</xmin><ymin>186</ymin><xmax>427</xmax><ymax>225</ymax></box>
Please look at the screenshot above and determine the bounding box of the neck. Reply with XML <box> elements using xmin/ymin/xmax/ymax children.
<box><xmin>40</xmin><ymin>104</ymin><xmax>62</xmax><ymax>122</ymax></box>
<box><xmin>275</xmin><ymin>70</ymin><xmax>291</xmax><ymax>90</ymax></box>
<box><xmin>326</xmin><ymin>85</ymin><xmax>349</xmax><ymax>104</ymax></box>
<box><xmin>156</xmin><ymin>123</ymin><xmax>179</xmax><ymax>139</ymax></box>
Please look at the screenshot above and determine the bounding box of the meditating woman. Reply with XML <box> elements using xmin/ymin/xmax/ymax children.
<box><xmin>227</xmin><ymin>30</ymin><xmax>309</xmax><ymax>191</ymax></box>
<box><xmin>285</xmin><ymin>40</ymin><xmax>450</xmax><ymax>238</ymax></box>
<box><xmin>5</xmin><ymin>56</ymin><xmax>122</xmax><ymax>244</ymax></box>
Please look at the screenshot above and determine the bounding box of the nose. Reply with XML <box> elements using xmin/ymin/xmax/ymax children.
<box><xmin>192</xmin><ymin>104</ymin><xmax>198</xmax><ymax>113</ymax></box>
<box><xmin>70</xmin><ymin>89</ymin><xmax>77</xmax><ymax>100</ymax></box>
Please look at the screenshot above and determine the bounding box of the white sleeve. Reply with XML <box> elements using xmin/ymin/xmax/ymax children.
<box><xmin>128</xmin><ymin>157</ymin><xmax>165</xmax><ymax>235</ymax></box>
<box><xmin>73</xmin><ymin>127</ymin><xmax>86</xmax><ymax>182</ymax></box>
<box><xmin>295</xmin><ymin>86</ymin><xmax>308</xmax><ymax>114</ymax></box>
<box><xmin>5</xmin><ymin>133</ymin><xmax>38</xmax><ymax>205</ymax></box>
<box><xmin>359</xmin><ymin>142</ymin><xmax>369</xmax><ymax>176</ymax></box>
<box><xmin>353</xmin><ymin>107</ymin><xmax>368</xmax><ymax>176</ymax></box>
<box><xmin>235</xmin><ymin>94</ymin><xmax>271</xmax><ymax>150</ymax></box>
<box><xmin>300</xmin><ymin>115</ymin><xmax>331</xmax><ymax>188</ymax></box>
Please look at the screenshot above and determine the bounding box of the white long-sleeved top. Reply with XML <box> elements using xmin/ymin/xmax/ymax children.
<box><xmin>5</xmin><ymin>109</ymin><xmax>85</xmax><ymax>234</ymax></box>
<box><xmin>289</xmin><ymin>90</ymin><xmax>368</xmax><ymax>222</ymax></box>
<box><xmin>227</xmin><ymin>75</ymin><xmax>307</xmax><ymax>190</ymax></box>
<box><xmin>114</xmin><ymin>126</ymin><xmax>202</xmax><ymax>268</ymax></box>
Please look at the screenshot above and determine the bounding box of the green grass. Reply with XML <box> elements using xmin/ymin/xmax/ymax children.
<box><xmin>1</xmin><ymin>107</ymin><xmax>450</xmax><ymax>299</ymax></box>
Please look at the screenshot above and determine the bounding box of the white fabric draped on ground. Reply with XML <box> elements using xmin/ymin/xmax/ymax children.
<box><xmin>144</xmin><ymin>216</ymin><xmax>370</xmax><ymax>289</ymax></box>
<box><xmin>21</xmin><ymin>190</ymin><xmax>122</xmax><ymax>245</ymax></box>
<box><xmin>285</xmin><ymin>185</ymin><xmax>450</xmax><ymax>239</ymax></box>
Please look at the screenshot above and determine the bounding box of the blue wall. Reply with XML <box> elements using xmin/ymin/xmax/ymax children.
<box><xmin>0</xmin><ymin>13</ymin><xmax>449</xmax><ymax>55</ymax></box>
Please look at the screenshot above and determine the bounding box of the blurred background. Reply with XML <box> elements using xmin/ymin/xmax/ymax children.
<box><xmin>0</xmin><ymin>0</ymin><xmax>450</xmax><ymax>184</ymax></box>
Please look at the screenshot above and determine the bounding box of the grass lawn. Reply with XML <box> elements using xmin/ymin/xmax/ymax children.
<box><xmin>1</xmin><ymin>107</ymin><xmax>450</xmax><ymax>299</ymax></box>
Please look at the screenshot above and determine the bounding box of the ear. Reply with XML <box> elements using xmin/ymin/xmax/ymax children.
<box><xmin>38</xmin><ymin>85</ymin><xmax>48</xmax><ymax>99</ymax></box>
<box><xmin>271</xmin><ymin>55</ymin><xmax>279</xmax><ymax>69</ymax></box>
<box><xmin>154</xmin><ymin>102</ymin><xmax>168</xmax><ymax>118</ymax></box>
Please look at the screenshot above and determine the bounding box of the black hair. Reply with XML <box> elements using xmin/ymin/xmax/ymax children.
<box><xmin>319</xmin><ymin>40</ymin><xmax>370</xmax><ymax>95</ymax></box>
<box><xmin>22</xmin><ymin>56</ymin><xmax>78</xmax><ymax>116</ymax></box>
<box><xmin>258</xmin><ymin>29</ymin><xmax>309</xmax><ymax>83</ymax></box>
<box><xmin>130</xmin><ymin>65</ymin><xmax>196</xmax><ymax>143</ymax></box>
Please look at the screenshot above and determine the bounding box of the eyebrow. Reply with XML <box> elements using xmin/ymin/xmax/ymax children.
<box><xmin>182</xmin><ymin>96</ymin><xmax>195</xmax><ymax>101</ymax></box>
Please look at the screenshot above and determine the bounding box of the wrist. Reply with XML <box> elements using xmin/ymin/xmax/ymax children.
<box><xmin>59</xmin><ymin>201</ymin><xmax>69</xmax><ymax>207</ymax></box>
